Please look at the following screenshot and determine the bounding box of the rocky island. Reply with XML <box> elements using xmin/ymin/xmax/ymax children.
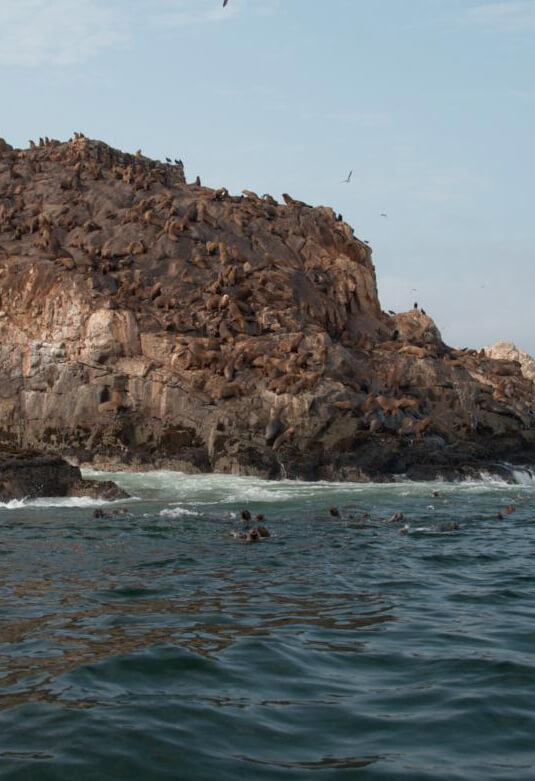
<box><xmin>0</xmin><ymin>134</ymin><xmax>533</xmax><ymax>483</ymax></box>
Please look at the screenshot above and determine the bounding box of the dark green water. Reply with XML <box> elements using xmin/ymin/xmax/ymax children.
<box><xmin>1</xmin><ymin>471</ymin><xmax>535</xmax><ymax>780</ymax></box>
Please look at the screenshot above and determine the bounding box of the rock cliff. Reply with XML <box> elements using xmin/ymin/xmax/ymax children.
<box><xmin>0</xmin><ymin>134</ymin><xmax>533</xmax><ymax>481</ymax></box>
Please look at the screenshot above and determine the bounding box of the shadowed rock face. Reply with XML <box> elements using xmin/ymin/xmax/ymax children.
<box><xmin>0</xmin><ymin>134</ymin><xmax>534</xmax><ymax>481</ymax></box>
<box><xmin>0</xmin><ymin>450</ymin><xmax>128</xmax><ymax>502</ymax></box>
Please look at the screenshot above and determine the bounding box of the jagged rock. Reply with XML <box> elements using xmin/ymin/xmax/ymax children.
<box><xmin>0</xmin><ymin>449</ymin><xmax>127</xmax><ymax>502</ymax></box>
<box><xmin>0</xmin><ymin>135</ymin><xmax>533</xmax><ymax>481</ymax></box>
<box><xmin>484</xmin><ymin>341</ymin><xmax>535</xmax><ymax>382</ymax></box>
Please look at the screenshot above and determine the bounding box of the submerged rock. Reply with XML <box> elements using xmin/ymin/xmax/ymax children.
<box><xmin>0</xmin><ymin>135</ymin><xmax>533</xmax><ymax>481</ymax></box>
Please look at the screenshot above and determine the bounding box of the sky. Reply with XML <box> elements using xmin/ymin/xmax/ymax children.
<box><xmin>0</xmin><ymin>0</ymin><xmax>534</xmax><ymax>353</ymax></box>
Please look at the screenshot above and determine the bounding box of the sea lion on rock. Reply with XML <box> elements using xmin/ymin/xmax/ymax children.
<box><xmin>98</xmin><ymin>389</ymin><xmax>125</xmax><ymax>414</ymax></box>
<box><xmin>282</xmin><ymin>193</ymin><xmax>298</xmax><ymax>206</ymax></box>
<box><xmin>265</xmin><ymin>407</ymin><xmax>282</xmax><ymax>444</ymax></box>
<box><xmin>219</xmin><ymin>319</ymin><xmax>234</xmax><ymax>341</ymax></box>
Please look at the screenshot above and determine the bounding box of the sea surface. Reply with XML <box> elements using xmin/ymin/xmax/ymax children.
<box><xmin>1</xmin><ymin>469</ymin><xmax>535</xmax><ymax>780</ymax></box>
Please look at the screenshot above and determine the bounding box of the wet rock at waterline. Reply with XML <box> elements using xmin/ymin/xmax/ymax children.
<box><xmin>0</xmin><ymin>449</ymin><xmax>128</xmax><ymax>502</ymax></box>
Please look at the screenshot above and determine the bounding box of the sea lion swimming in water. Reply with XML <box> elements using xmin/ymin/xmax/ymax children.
<box><xmin>231</xmin><ymin>525</ymin><xmax>269</xmax><ymax>542</ymax></box>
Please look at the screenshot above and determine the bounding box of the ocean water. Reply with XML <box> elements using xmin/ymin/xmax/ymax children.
<box><xmin>1</xmin><ymin>469</ymin><xmax>535</xmax><ymax>780</ymax></box>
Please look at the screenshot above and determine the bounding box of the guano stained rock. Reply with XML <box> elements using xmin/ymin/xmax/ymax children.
<box><xmin>0</xmin><ymin>134</ymin><xmax>533</xmax><ymax>482</ymax></box>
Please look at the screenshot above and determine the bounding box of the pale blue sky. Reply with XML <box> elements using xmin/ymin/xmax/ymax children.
<box><xmin>1</xmin><ymin>0</ymin><xmax>534</xmax><ymax>352</ymax></box>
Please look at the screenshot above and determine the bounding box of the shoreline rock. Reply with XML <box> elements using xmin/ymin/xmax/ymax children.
<box><xmin>0</xmin><ymin>449</ymin><xmax>128</xmax><ymax>503</ymax></box>
<box><xmin>75</xmin><ymin>442</ymin><xmax>533</xmax><ymax>485</ymax></box>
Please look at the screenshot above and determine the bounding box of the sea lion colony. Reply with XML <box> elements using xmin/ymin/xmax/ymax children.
<box><xmin>0</xmin><ymin>135</ymin><xmax>533</xmax><ymax>481</ymax></box>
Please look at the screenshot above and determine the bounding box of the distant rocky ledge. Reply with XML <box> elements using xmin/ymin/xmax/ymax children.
<box><xmin>0</xmin><ymin>450</ymin><xmax>128</xmax><ymax>503</ymax></box>
<box><xmin>0</xmin><ymin>134</ymin><xmax>534</xmax><ymax>483</ymax></box>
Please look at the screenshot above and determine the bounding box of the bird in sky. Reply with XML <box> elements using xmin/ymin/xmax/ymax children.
<box><xmin>223</xmin><ymin>0</ymin><xmax>229</xmax><ymax>6</ymax></box>
<box><xmin>380</xmin><ymin>213</ymin><xmax>388</xmax><ymax>218</ymax></box>
<box><xmin>341</xmin><ymin>170</ymin><xmax>352</xmax><ymax>183</ymax></box>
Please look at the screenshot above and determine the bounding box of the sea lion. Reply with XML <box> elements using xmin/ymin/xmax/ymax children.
<box><xmin>212</xmin><ymin>187</ymin><xmax>228</xmax><ymax>201</ymax></box>
<box><xmin>231</xmin><ymin>528</ymin><xmax>264</xmax><ymax>543</ymax></box>
<box><xmin>413</xmin><ymin>416</ymin><xmax>432</xmax><ymax>438</ymax></box>
<box><xmin>219</xmin><ymin>320</ymin><xmax>234</xmax><ymax>341</ymax></box>
<box><xmin>98</xmin><ymin>388</ymin><xmax>125</xmax><ymax>414</ymax></box>
<box><xmin>265</xmin><ymin>407</ymin><xmax>282</xmax><ymax>444</ymax></box>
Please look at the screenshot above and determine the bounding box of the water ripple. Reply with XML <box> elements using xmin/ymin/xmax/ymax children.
<box><xmin>1</xmin><ymin>473</ymin><xmax>534</xmax><ymax>779</ymax></box>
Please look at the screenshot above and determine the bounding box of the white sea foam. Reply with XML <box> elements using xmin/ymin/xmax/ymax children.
<box><xmin>79</xmin><ymin>467</ymin><xmax>535</xmax><ymax>510</ymax></box>
<box><xmin>159</xmin><ymin>506</ymin><xmax>201</xmax><ymax>518</ymax></box>
<box><xmin>0</xmin><ymin>495</ymin><xmax>132</xmax><ymax>510</ymax></box>
<box><xmin>510</xmin><ymin>467</ymin><xmax>535</xmax><ymax>486</ymax></box>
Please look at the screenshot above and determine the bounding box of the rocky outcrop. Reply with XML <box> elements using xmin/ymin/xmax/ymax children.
<box><xmin>0</xmin><ymin>134</ymin><xmax>534</xmax><ymax>482</ymax></box>
<box><xmin>484</xmin><ymin>341</ymin><xmax>535</xmax><ymax>382</ymax></box>
<box><xmin>0</xmin><ymin>449</ymin><xmax>128</xmax><ymax>502</ymax></box>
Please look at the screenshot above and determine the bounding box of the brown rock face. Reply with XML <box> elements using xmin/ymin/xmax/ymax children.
<box><xmin>484</xmin><ymin>341</ymin><xmax>535</xmax><ymax>382</ymax></box>
<box><xmin>0</xmin><ymin>135</ymin><xmax>534</xmax><ymax>481</ymax></box>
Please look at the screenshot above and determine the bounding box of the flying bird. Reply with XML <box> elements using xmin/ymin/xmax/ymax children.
<box><xmin>341</xmin><ymin>170</ymin><xmax>352</xmax><ymax>183</ymax></box>
<box><xmin>380</xmin><ymin>213</ymin><xmax>388</xmax><ymax>218</ymax></box>
<box><xmin>223</xmin><ymin>0</ymin><xmax>229</xmax><ymax>6</ymax></box>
